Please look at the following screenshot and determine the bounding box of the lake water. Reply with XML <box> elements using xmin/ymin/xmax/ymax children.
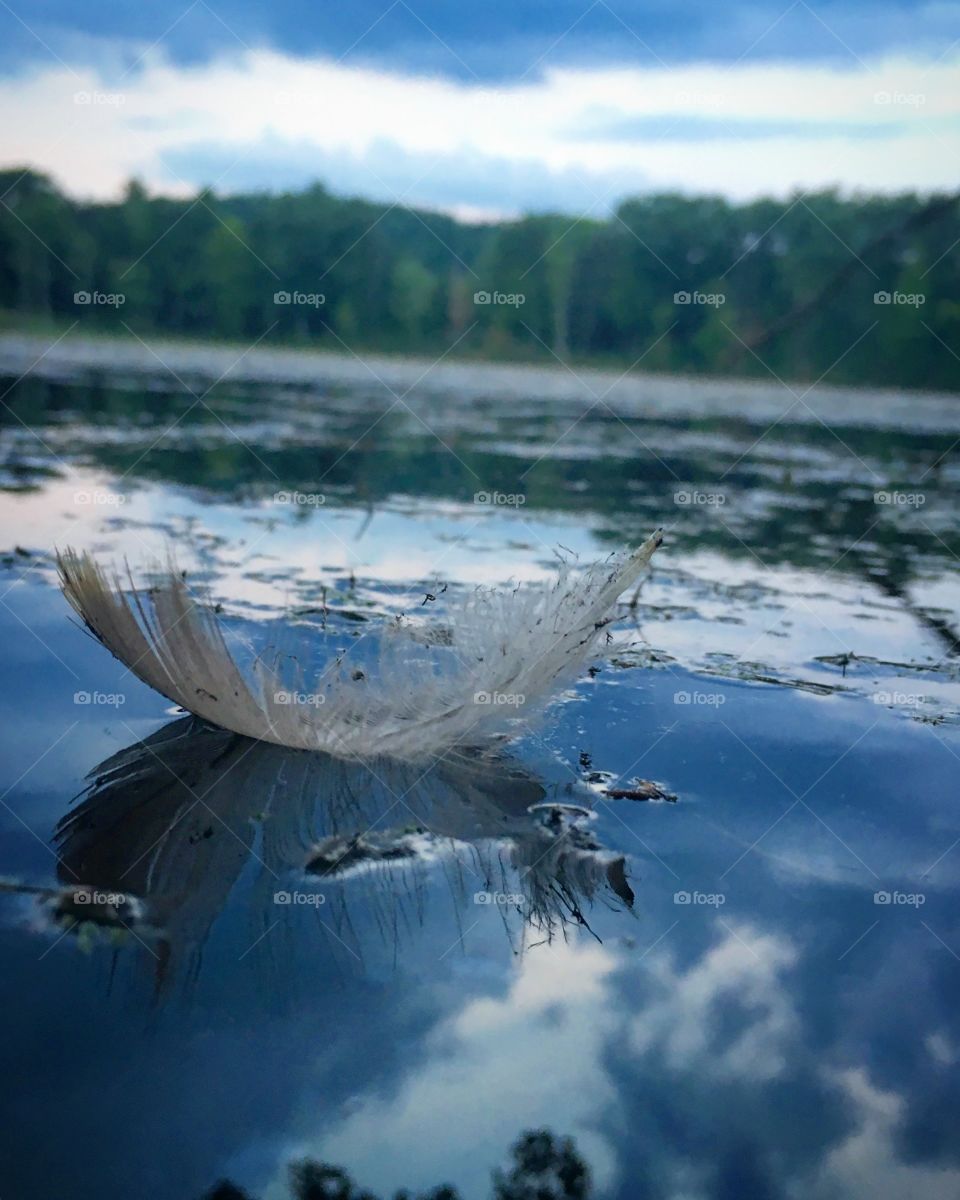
<box><xmin>1</xmin><ymin>334</ymin><xmax>959</xmax><ymax>1200</ymax></box>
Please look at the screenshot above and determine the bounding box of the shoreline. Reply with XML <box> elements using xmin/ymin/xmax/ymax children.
<box><xmin>1</xmin><ymin>328</ymin><xmax>957</xmax><ymax>434</ymax></box>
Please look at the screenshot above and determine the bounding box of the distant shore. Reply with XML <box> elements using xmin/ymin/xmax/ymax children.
<box><xmin>1</xmin><ymin>327</ymin><xmax>957</xmax><ymax>435</ymax></box>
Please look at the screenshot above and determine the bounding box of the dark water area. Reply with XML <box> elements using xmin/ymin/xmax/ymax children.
<box><xmin>1</xmin><ymin>341</ymin><xmax>959</xmax><ymax>1200</ymax></box>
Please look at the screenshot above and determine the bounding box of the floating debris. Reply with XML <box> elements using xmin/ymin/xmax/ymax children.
<box><xmin>305</xmin><ymin>831</ymin><xmax>435</xmax><ymax>879</ymax></box>
<box><xmin>50</xmin><ymin>884</ymin><xmax>148</xmax><ymax>931</ymax></box>
<box><xmin>604</xmin><ymin>780</ymin><xmax>677</xmax><ymax>802</ymax></box>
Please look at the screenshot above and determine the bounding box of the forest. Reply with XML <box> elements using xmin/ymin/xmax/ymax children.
<box><xmin>1</xmin><ymin>168</ymin><xmax>957</xmax><ymax>390</ymax></box>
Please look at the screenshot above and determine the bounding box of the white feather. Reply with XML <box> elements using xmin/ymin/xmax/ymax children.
<box><xmin>57</xmin><ymin>529</ymin><xmax>662</xmax><ymax>761</ymax></box>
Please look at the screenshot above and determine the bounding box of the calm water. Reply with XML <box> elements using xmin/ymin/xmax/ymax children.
<box><xmin>1</xmin><ymin>337</ymin><xmax>959</xmax><ymax>1200</ymax></box>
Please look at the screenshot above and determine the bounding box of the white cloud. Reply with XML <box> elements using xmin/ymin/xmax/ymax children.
<box><xmin>805</xmin><ymin>1067</ymin><xmax>960</xmax><ymax>1200</ymax></box>
<box><xmin>629</xmin><ymin>921</ymin><xmax>800</xmax><ymax>1081</ymax></box>
<box><xmin>264</xmin><ymin>939</ymin><xmax>621</xmax><ymax>1200</ymax></box>
<box><xmin>1</xmin><ymin>48</ymin><xmax>958</xmax><ymax>212</ymax></box>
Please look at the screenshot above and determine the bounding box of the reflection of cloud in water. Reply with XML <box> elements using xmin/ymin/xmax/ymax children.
<box><xmin>925</xmin><ymin>1031</ymin><xmax>958</xmax><ymax>1067</ymax></box>
<box><xmin>271</xmin><ymin>940</ymin><xmax>620</xmax><ymax>1200</ymax></box>
<box><xmin>4</xmin><ymin>468</ymin><xmax>594</xmax><ymax>598</ymax></box>
<box><xmin>267</xmin><ymin>922</ymin><xmax>960</xmax><ymax>1200</ymax></box>
<box><xmin>614</xmin><ymin>922</ymin><xmax>960</xmax><ymax>1200</ymax></box>
<box><xmin>271</xmin><ymin>926</ymin><xmax>796</xmax><ymax>1199</ymax></box>
<box><xmin>812</xmin><ymin>1068</ymin><xmax>960</xmax><ymax>1200</ymax></box>
<box><xmin>630</xmin><ymin>923</ymin><xmax>799</xmax><ymax>1082</ymax></box>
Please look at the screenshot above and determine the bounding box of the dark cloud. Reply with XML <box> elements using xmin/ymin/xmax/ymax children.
<box><xmin>1</xmin><ymin>0</ymin><xmax>956</xmax><ymax>80</ymax></box>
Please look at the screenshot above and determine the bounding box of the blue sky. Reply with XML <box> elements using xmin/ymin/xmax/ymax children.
<box><xmin>1</xmin><ymin>0</ymin><xmax>958</xmax><ymax>214</ymax></box>
<box><xmin>3</xmin><ymin>1</ymin><xmax>957</xmax><ymax>78</ymax></box>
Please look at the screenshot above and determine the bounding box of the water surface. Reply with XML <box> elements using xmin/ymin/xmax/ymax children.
<box><xmin>1</xmin><ymin>337</ymin><xmax>959</xmax><ymax>1200</ymax></box>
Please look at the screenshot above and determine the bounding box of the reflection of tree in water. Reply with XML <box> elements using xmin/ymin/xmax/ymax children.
<box><xmin>18</xmin><ymin>718</ymin><xmax>635</xmax><ymax>996</ymax></box>
<box><xmin>203</xmin><ymin>1128</ymin><xmax>590</xmax><ymax>1200</ymax></box>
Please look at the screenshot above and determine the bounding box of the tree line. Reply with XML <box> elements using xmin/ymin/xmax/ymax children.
<box><xmin>1</xmin><ymin>169</ymin><xmax>957</xmax><ymax>390</ymax></box>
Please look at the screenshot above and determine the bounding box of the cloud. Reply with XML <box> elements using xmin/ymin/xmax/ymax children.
<box><xmin>628</xmin><ymin>921</ymin><xmax>800</xmax><ymax>1081</ymax></box>
<box><xmin>264</xmin><ymin>940</ymin><xmax>621</xmax><ymax>1200</ymax></box>
<box><xmin>568</xmin><ymin>112</ymin><xmax>912</xmax><ymax>141</ymax></box>
<box><xmin>162</xmin><ymin>136</ymin><xmax>651</xmax><ymax>217</ymax></box>
<box><xmin>1</xmin><ymin>1</ymin><xmax>958</xmax><ymax>81</ymax></box>
<box><xmin>0</xmin><ymin>48</ymin><xmax>957</xmax><ymax>213</ymax></box>
<box><xmin>811</xmin><ymin>1067</ymin><xmax>960</xmax><ymax>1200</ymax></box>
